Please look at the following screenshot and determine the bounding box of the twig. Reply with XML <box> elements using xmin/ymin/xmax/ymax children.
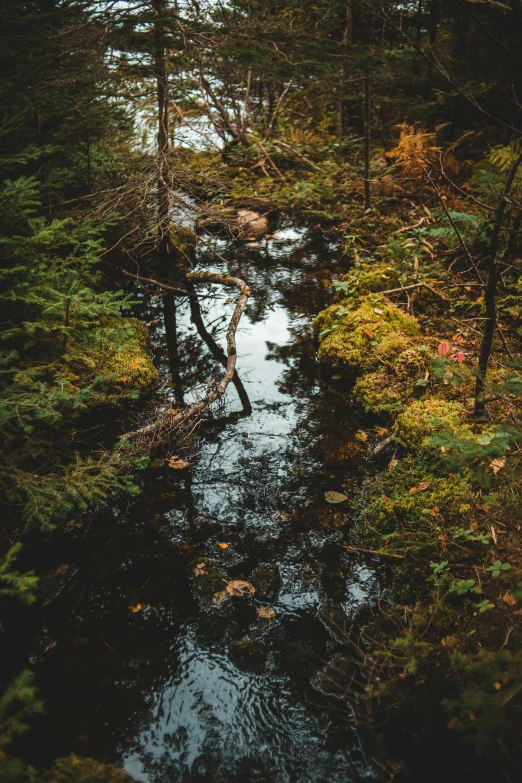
<box><xmin>120</xmin><ymin>268</ymin><xmax>194</xmax><ymax>296</ymax></box>
<box><xmin>339</xmin><ymin>544</ymin><xmax>405</xmax><ymax>560</ymax></box>
<box><xmin>377</xmin><ymin>282</ymin><xmax>449</xmax><ymax>300</ymax></box>
<box><xmin>424</xmin><ymin>166</ymin><xmax>484</xmax><ymax>285</ymax></box>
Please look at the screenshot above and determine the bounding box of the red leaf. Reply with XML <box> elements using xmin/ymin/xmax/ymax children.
<box><xmin>438</xmin><ymin>342</ymin><xmax>451</xmax><ymax>356</ymax></box>
<box><xmin>456</xmin><ymin>352</ymin><xmax>465</xmax><ymax>362</ymax></box>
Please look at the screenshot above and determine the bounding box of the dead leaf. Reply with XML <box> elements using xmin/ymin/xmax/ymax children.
<box><xmin>362</xmin><ymin>329</ymin><xmax>375</xmax><ymax>340</ymax></box>
<box><xmin>491</xmin><ymin>526</ymin><xmax>498</xmax><ymax>545</ymax></box>
<box><xmin>325</xmin><ymin>491</ymin><xmax>348</xmax><ymax>504</ymax></box>
<box><xmin>417</xmin><ymin>482</ymin><xmax>430</xmax><ymax>491</ymax></box>
<box><xmin>355</xmin><ymin>429</ymin><xmax>368</xmax><ymax>442</ymax></box>
<box><xmin>168</xmin><ymin>456</ymin><xmax>192</xmax><ymax>469</ymax></box>
<box><xmin>55</xmin><ymin>564</ymin><xmax>69</xmax><ymax>577</ymax></box>
<box><xmin>438</xmin><ymin>342</ymin><xmax>451</xmax><ymax>356</ymax></box>
<box><xmin>257</xmin><ymin>606</ymin><xmax>276</xmax><ymax>619</ymax></box>
<box><xmin>373</xmin><ymin>307</ymin><xmax>384</xmax><ymax>315</ymax></box>
<box><xmin>218</xmin><ymin>543</ymin><xmax>229</xmax><ymax>549</ymax></box>
<box><xmin>490</xmin><ymin>457</ymin><xmax>505</xmax><ymax>475</ymax></box>
<box><xmin>196</xmin><ymin>563</ymin><xmax>206</xmax><ymax>570</ymax></box>
<box><xmin>503</xmin><ymin>591</ymin><xmax>517</xmax><ymax>606</ymax></box>
<box><xmin>225</xmin><ymin>579</ymin><xmax>256</xmax><ymax>597</ymax></box>
<box><xmin>128</xmin><ymin>604</ymin><xmax>142</xmax><ymax>613</ymax></box>
<box><xmin>388</xmin><ymin>457</ymin><xmax>399</xmax><ymax>470</ymax></box>
<box><xmin>212</xmin><ymin>590</ymin><xmax>230</xmax><ymax>606</ymax></box>
<box><xmin>409</xmin><ymin>486</ymin><xmax>417</xmax><ymax>493</ymax></box>
<box><xmin>493</xmin><ymin>681</ymin><xmax>502</xmax><ymax>691</ymax></box>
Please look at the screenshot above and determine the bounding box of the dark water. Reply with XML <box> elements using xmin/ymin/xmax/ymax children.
<box><xmin>11</xmin><ymin>223</ymin><xmax>384</xmax><ymax>782</ymax></box>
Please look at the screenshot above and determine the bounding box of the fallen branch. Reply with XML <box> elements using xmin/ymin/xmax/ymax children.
<box><xmin>370</xmin><ymin>434</ymin><xmax>396</xmax><ymax>458</ymax></box>
<box><xmin>120</xmin><ymin>271</ymin><xmax>251</xmax><ymax>444</ymax></box>
<box><xmin>377</xmin><ymin>282</ymin><xmax>449</xmax><ymax>300</ymax></box>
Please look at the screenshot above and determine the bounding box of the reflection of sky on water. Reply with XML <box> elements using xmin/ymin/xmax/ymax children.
<box><xmin>118</xmin><ymin>224</ymin><xmax>381</xmax><ymax>782</ymax></box>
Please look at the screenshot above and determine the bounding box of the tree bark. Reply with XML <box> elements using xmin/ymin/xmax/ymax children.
<box><xmin>152</xmin><ymin>0</ymin><xmax>172</xmax><ymax>258</ymax></box>
<box><xmin>363</xmin><ymin>64</ymin><xmax>371</xmax><ymax>210</ymax></box>
<box><xmin>474</xmin><ymin>154</ymin><xmax>522</xmax><ymax>417</ymax></box>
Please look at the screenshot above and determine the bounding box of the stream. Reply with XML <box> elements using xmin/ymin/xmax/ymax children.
<box><xmin>11</xmin><ymin>221</ymin><xmax>385</xmax><ymax>782</ymax></box>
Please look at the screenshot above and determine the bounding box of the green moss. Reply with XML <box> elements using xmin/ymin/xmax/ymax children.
<box><xmin>47</xmin><ymin>754</ymin><xmax>134</xmax><ymax>783</ymax></box>
<box><xmin>353</xmin><ymin>345</ymin><xmax>433</xmax><ymax>414</ymax></box>
<box><xmin>393</xmin><ymin>398</ymin><xmax>472</xmax><ymax>450</ymax></box>
<box><xmin>65</xmin><ymin>316</ymin><xmax>158</xmax><ymax>401</ymax></box>
<box><xmin>314</xmin><ymin>297</ymin><xmax>420</xmax><ymax>375</ymax></box>
<box><xmin>335</xmin><ymin>260</ymin><xmax>401</xmax><ymax>301</ymax></box>
<box><xmin>361</xmin><ymin>456</ymin><xmax>475</xmax><ymax>537</ymax></box>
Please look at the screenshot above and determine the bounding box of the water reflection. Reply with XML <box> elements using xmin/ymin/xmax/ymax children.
<box><xmin>17</xmin><ymin>221</ymin><xmax>382</xmax><ymax>782</ymax></box>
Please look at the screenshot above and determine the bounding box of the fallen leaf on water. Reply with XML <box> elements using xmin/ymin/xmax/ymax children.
<box><xmin>168</xmin><ymin>456</ymin><xmax>192</xmax><ymax>469</ymax></box>
<box><xmin>212</xmin><ymin>590</ymin><xmax>230</xmax><ymax>606</ymax></box>
<box><xmin>355</xmin><ymin>430</ymin><xmax>368</xmax><ymax>442</ymax></box>
<box><xmin>257</xmin><ymin>606</ymin><xmax>276</xmax><ymax>619</ymax></box>
<box><xmin>325</xmin><ymin>491</ymin><xmax>348</xmax><ymax>504</ymax></box>
<box><xmin>490</xmin><ymin>457</ymin><xmax>505</xmax><ymax>475</ymax></box>
<box><xmin>128</xmin><ymin>604</ymin><xmax>142</xmax><ymax>613</ymax></box>
<box><xmin>503</xmin><ymin>591</ymin><xmax>517</xmax><ymax>606</ymax></box>
<box><xmin>218</xmin><ymin>542</ymin><xmax>229</xmax><ymax>549</ymax></box>
<box><xmin>225</xmin><ymin>579</ymin><xmax>256</xmax><ymax>597</ymax></box>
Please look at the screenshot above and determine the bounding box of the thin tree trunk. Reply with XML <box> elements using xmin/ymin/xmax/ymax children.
<box><xmin>474</xmin><ymin>154</ymin><xmax>522</xmax><ymax>417</ymax></box>
<box><xmin>153</xmin><ymin>0</ymin><xmax>171</xmax><ymax>258</ymax></box>
<box><xmin>363</xmin><ymin>64</ymin><xmax>371</xmax><ymax>210</ymax></box>
<box><xmin>163</xmin><ymin>291</ymin><xmax>185</xmax><ymax>406</ymax></box>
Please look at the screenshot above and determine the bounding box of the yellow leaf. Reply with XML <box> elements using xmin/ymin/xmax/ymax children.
<box><xmin>490</xmin><ymin>457</ymin><xmax>505</xmax><ymax>475</ymax></box>
<box><xmin>257</xmin><ymin>606</ymin><xmax>276</xmax><ymax>619</ymax></box>
<box><xmin>224</xmin><ymin>579</ymin><xmax>256</xmax><ymax>597</ymax></box>
<box><xmin>128</xmin><ymin>604</ymin><xmax>142</xmax><ymax>613</ymax></box>
<box><xmin>218</xmin><ymin>543</ymin><xmax>229</xmax><ymax>549</ymax></box>
<box><xmin>168</xmin><ymin>456</ymin><xmax>192</xmax><ymax>469</ymax></box>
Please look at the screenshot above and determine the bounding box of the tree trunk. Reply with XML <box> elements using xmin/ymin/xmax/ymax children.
<box><xmin>429</xmin><ymin>0</ymin><xmax>439</xmax><ymax>44</ymax></box>
<box><xmin>363</xmin><ymin>64</ymin><xmax>371</xmax><ymax>210</ymax></box>
<box><xmin>163</xmin><ymin>291</ymin><xmax>185</xmax><ymax>406</ymax></box>
<box><xmin>153</xmin><ymin>0</ymin><xmax>171</xmax><ymax>258</ymax></box>
<box><xmin>474</xmin><ymin>154</ymin><xmax>522</xmax><ymax>417</ymax></box>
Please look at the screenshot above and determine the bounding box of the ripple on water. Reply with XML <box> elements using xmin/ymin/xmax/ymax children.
<box><xmin>123</xmin><ymin>628</ymin><xmax>358</xmax><ymax>783</ymax></box>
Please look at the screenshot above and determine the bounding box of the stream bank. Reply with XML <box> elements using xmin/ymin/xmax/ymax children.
<box><xmin>9</xmin><ymin>221</ymin><xmax>386</xmax><ymax>783</ymax></box>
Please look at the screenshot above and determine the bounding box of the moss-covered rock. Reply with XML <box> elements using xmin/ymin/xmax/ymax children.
<box><xmin>335</xmin><ymin>260</ymin><xmax>401</xmax><ymax>302</ymax></box>
<box><xmin>361</xmin><ymin>456</ymin><xmax>475</xmax><ymax>537</ymax></box>
<box><xmin>314</xmin><ymin>297</ymin><xmax>420</xmax><ymax>376</ymax></box>
<box><xmin>353</xmin><ymin>345</ymin><xmax>433</xmax><ymax>415</ymax></box>
<box><xmin>47</xmin><ymin>754</ymin><xmax>134</xmax><ymax>783</ymax></box>
<box><xmin>393</xmin><ymin>398</ymin><xmax>473</xmax><ymax>450</ymax></box>
<box><xmin>65</xmin><ymin>316</ymin><xmax>158</xmax><ymax>401</ymax></box>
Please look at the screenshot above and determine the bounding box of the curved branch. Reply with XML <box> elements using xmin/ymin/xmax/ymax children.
<box><xmin>120</xmin><ymin>271</ymin><xmax>251</xmax><ymax>444</ymax></box>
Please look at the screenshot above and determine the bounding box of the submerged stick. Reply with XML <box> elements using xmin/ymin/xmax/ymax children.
<box><xmin>120</xmin><ymin>271</ymin><xmax>251</xmax><ymax>443</ymax></box>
